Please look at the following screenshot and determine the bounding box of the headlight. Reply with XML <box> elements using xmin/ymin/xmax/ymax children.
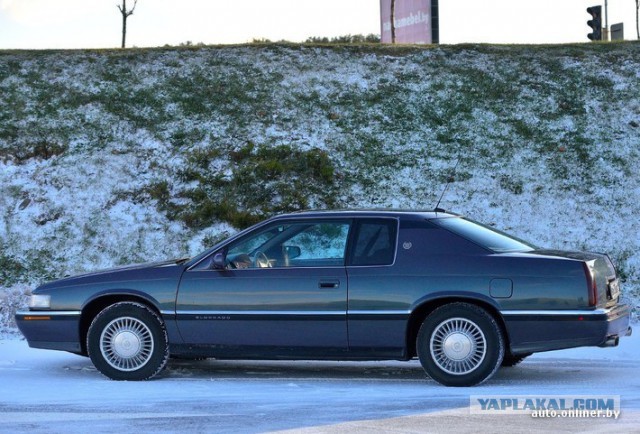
<box><xmin>28</xmin><ymin>294</ymin><xmax>51</xmax><ymax>309</ymax></box>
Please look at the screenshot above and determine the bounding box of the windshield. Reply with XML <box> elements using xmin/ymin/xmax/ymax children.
<box><xmin>434</xmin><ymin>217</ymin><xmax>536</xmax><ymax>253</ymax></box>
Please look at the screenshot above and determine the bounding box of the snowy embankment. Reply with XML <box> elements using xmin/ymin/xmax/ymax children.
<box><xmin>1</xmin><ymin>42</ymin><xmax>639</xmax><ymax>334</ymax></box>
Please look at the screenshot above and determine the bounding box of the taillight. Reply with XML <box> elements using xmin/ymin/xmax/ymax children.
<box><xmin>583</xmin><ymin>261</ymin><xmax>598</xmax><ymax>307</ymax></box>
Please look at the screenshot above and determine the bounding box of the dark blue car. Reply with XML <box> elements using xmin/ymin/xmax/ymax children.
<box><xmin>16</xmin><ymin>210</ymin><xmax>632</xmax><ymax>386</ymax></box>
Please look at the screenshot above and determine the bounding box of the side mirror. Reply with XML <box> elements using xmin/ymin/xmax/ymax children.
<box><xmin>284</xmin><ymin>245</ymin><xmax>301</xmax><ymax>260</ymax></box>
<box><xmin>212</xmin><ymin>252</ymin><xmax>226</xmax><ymax>269</ymax></box>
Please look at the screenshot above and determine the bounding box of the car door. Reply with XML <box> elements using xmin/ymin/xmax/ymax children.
<box><xmin>346</xmin><ymin>217</ymin><xmax>405</xmax><ymax>356</ymax></box>
<box><xmin>175</xmin><ymin>219</ymin><xmax>351</xmax><ymax>355</ymax></box>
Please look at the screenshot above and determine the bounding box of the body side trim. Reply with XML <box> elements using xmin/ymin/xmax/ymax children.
<box><xmin>501</xmin><ymin>309</ymin><xmax>609</xmax><ymax>316</ymax></box>
<box><xmin>16</xmin><ymin>310</ymin><xmax>81</xmax><ymax>316</ymax></box>
<box><xmin>172</xmin><ymin>310</ymin><xmax>411</xmax><ymax>316</ymax></box>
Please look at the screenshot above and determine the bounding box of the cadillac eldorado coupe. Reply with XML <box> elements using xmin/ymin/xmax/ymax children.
<box><xmin>16</xmin><ymin>210</ymin><xmax>632</xmax><ymax>386</ymax></box>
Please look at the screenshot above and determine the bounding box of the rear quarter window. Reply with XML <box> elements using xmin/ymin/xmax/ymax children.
<box><xmin>433</xmin><ymin>217</ymin><xmax>535</xmax><ymax>253</ymax></box>
<box><xmin>399</xmin><ymin>219</ymin><xmax>488</xmax><ymax>257</ymax></box>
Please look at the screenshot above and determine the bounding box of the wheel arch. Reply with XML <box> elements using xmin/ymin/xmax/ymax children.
<box><xmin>79</xmin><ymin>291</ymin><xmax>162</xmax><ymax>356</ymax></box>
<box><xmin>405</xmin><ymin>296</ymin><xmax>510</xmax><ymax>358</ymax></box>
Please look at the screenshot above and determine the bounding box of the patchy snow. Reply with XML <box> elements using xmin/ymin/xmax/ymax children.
<box><xmin>0</xmin><ymin>36</ymin><xmax>638</xmax><ymax>434</ymax></box>
<box><xmin>1</xmin><ymin>46</ymin><xmax>639</xmax><ymax>429</ymax></box>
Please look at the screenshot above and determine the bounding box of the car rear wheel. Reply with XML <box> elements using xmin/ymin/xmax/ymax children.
<box><xmin>417</xmin><ymin>302</ymin><xmax>504</xmax><ymax>387</ymax></box>
<box><xmin>87</xmin><ymin>302</ymin><xmax>169</xmax><ymax>380</ymax></box>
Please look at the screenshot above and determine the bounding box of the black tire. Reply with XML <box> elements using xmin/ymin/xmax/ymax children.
<box><xmin>417</xmin><ymin>302</ymin><xmax>504</xmax><ymax>387</ymax></box>
<box><xmin>87</xmin><ymin>302</ymin><xmax>169</xmax><ymax>381</ymax></box>
<box><xmin>501</xmin><ymin>353</ymin><xmax>531</xmax><ymax>367</ymax></box>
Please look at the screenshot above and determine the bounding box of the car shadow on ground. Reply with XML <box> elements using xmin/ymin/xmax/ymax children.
<box><xmin>164</xmin><ymin>358</ymin><xmax>430</xmax><ymax>381</ymax></box>
<box><xmin>54</xmin><ymin>351</ymin><xmax>635</xmax><ymax>386</ymax></box>
<box><xmin>160</xmin><ymin>357</ymin><xmax>624</xmax><ymax>385</ymax></box>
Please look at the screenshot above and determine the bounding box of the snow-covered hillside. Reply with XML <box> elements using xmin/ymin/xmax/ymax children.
<box><xmin>1</xmin><ymin>42</ymin><xmax>639</xmax><ymax>333</ymax></box>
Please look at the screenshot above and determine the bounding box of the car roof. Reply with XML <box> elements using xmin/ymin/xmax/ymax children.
<box><xmin>185</xmin><ymin>209</ymin><xmax>462</xmax><ymax>268</ymax></box>
<box><xmin>270</xmin><ymin>209</ymin><xmax>460</xmax><ymax>220</ymax></box>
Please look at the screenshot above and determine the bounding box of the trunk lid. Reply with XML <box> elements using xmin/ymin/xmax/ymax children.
<box><xmin>531</xmin><ymin>249</ymin><xmax>620</xmax><ymax>308</ymax></box>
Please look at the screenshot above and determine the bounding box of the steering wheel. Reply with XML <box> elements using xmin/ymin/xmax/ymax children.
<box><xmin>253</xmin><ymin>251</ymin><xmax>271</xmax><ymax>268</ymax></box>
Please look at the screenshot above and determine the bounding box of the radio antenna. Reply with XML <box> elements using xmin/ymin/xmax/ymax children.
<box><xmin>434</xmin><ymin>157</ymin><xmax>460</xmax><ymax>212</ymax></box>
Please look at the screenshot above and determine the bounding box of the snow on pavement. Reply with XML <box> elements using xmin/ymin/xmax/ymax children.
<box><xmin>0</xmin><ymin>329</ymin><xmax>637</xmax><ymax>433</ymax></box>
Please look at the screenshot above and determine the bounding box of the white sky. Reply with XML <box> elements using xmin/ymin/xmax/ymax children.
<box><xmin>0</xmin><ymin>0</ymin><xmax>637</xmax><ymax>49</ymax></box>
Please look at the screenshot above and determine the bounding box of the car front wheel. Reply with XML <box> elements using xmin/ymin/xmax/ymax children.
<box><xmin>87</xmin><ymin>302</ymin><xmax>169</xmax><ymax>380</ymax></box>
<box><xmin>417</xmin><ymin>302</ymin><xmax>504</xmax><ymax>387</ymax></box>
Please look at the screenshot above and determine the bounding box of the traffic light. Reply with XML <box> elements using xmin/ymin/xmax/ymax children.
<box><xmin>586</xmin><ymin>6</ymin><xmax>602</xmax><ymax>41</ymax></box>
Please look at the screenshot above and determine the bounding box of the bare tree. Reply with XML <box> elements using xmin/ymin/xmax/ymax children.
<box><xmin>117</xmin><ymin>0</ymin><xmax>138</xmax><ymax>48</ymax></box>
<box><xmin>390</xmin><ymin>0</ymin><xmax>396</xmax><ymax>43</ymax></box>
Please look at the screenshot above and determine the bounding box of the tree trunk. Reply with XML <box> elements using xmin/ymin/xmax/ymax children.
<box><xmin>636</xmin><ymin>0</ymin><xmax>639</xmax><ymax>40</ymax></box>
<box><xmin>121</xmin><ymin>12</ymin><xmax>127</xmax><ymax>48</ymax></box>
<box><xmin>118</xmin><ymin>0</ymin><xmax>137</xmax><ymax>49</ymax></box>
<box><xmin>390</xmin><ymin>0</ymin><xmax>396</xmax><ymax>43</ymax></box>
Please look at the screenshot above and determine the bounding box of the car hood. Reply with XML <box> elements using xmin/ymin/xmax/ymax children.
<box><xmin>37</xmin><ymin>257</ymin><xmax>190</xmax><ymax>290</ymax></box>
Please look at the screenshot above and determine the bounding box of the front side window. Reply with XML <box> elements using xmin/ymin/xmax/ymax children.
<box><xmin>225</xmin><ymin>220</ymin><xmax>350</xmax><ymax>269</ymax></box>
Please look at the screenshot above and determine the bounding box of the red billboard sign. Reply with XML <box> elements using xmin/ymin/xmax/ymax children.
<box><xmin>380</xmin><ymin>0</ymin><xmax>434</xmax><ymax>44</ymax></box>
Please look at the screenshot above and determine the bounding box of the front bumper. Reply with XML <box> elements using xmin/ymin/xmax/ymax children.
<box><xmin>15</xmin><ymin>310</ymin><xmax>83</xmax><ymax>353</ymax></box>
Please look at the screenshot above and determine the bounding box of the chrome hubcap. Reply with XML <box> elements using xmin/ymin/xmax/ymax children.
<box><xmin>443</xmin><ymin>332</ymin><xmax>473</xmax><ymax>360</ymax></box>
<box><xmin>430</xmin><ymin>317</ymin><xmax>486</xmax><ymax>375</ymax></box>
<box><xmin>100</xmin><ymin>317</ymin><xmax>154</xmax><ymax>372</ymax></box>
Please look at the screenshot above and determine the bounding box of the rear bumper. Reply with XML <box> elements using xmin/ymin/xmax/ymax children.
<box><xmin>502</xmin><ymin>304</ymin><xmax>632</xmax><ymax>354</ymax></box>
<box><xmin>15</xmin><ymin>310</ymin><xmax>83</xmax><ymax>353</ymax></box>
<box><xmin>602</xmin><ymin>303</ymin><xmax>632</xmax><ymax>337</ymax></box>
